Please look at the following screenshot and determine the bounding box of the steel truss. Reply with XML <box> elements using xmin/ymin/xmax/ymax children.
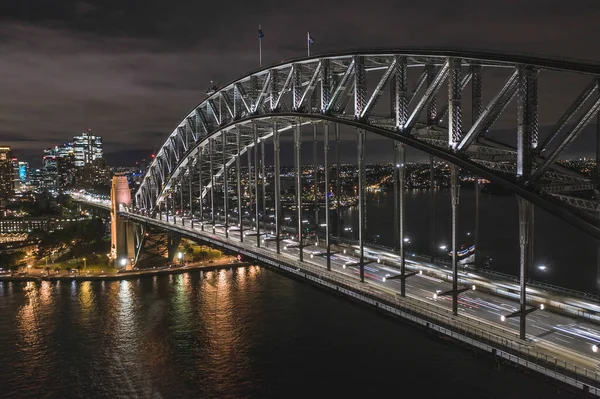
<box><xmin>135</xmin><ymin>49</ymin><xmax>600</xmax><ymax>240</ymax></box>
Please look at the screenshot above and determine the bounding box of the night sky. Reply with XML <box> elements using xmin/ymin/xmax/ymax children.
<box><xmin>2</xmin><ymin>1</ymin><xmax>600</xmax><ymax>166</ymax></box>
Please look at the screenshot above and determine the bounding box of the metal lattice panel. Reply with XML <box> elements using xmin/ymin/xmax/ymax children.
<box><xmin>134</xmin><ymin>49</ymin><xmax>600</xmax><ymax>240</ymax></box>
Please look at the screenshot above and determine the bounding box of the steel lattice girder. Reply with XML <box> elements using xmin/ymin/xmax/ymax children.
<box><xmin>136</xmin><ymin>49</ymin><xmax>600</xmax><ymax>240</ymax></box>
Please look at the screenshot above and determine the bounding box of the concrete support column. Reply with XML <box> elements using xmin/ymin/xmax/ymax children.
<box><xmin>357</xmin><ymin>128</ymin><xmax>366</xmax><ymax>283</ymax></box>
<box><xmin>237</xmin><ymin>130</ymin><xmax>243</xmax><ymax>243</ymax></box>
<box><xmin>324</xmin><ymin>123</ymin><xmax>331</xmax><ymax>270</ymax></box>
<box><xmin>223</xmin><ymin>131</ymin><xmax>229</xmax><ymax>238</ymax></box>
<box><xmin>274</xmin><ymin>121</ymin><xmax>282</xmax><ymax>254</ymax></box>
<box><xmin>295</xmin><ymin>121</ymin><xmax>303</xmax><ymax>261</ymax></box>
<box><xmin>451</xmin><ymin>165</ymin><xmax>460</xmax><ymax>316</ymax></box>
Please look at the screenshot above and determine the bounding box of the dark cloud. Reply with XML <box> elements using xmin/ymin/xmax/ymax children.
<box><xmin>1</xmin><ymin>0</ymin><xmax>600</xmax><ymax>166</ymax></box>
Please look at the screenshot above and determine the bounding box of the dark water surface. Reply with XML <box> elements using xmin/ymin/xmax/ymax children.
<box><xmin>0</xmin><ymin>268</ymin><xmax>580</xmax><ymax>398</ymax></box>
<box><xmin>339</xmin><ymin>189</ymin><xmax>598</xmax><ymax>293</ymax></box>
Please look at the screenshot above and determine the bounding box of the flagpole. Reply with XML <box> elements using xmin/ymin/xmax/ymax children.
<box><xmin>307</xmin><ymin>32</ymin><xmax>310</xmax><ymax>57</ymax></box>
<box><xmin>259</xmin><ymin>25</ymin><xmax>262</xmax><ymax>67</ymax></box>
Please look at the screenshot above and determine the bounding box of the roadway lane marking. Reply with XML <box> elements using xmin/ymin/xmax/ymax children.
<box><xmin>555</xmin><ymin>332</ymin><xmax>573</xmax><ymax>340</ymax></box>
<box><xmin>554</xmin><ymin>337</ymin><xmax>571</xmax><ymax>344</ymax></box>
<box><xmin>531</xmin><ymin>324</ymin><xmax>550</xmax><ymax>332</ymax></box>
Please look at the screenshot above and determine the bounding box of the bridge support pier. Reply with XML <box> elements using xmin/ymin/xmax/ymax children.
<box><xmin>110</xmin><ymin>175</ymin><xmax>135</xmax><ymax>270</ymax></box>
<box><xmin>324</xmin><ymin>122</ymin><xmax>331</xmax><ymax>270</ymax></box>
<box><xmin>357</xmin><ymin>128</ymin><xmax>366</xmax><ymax>282</ymax></box>
<box><xmin>274</xmin><ymin>121</ymin><xmax>282</xmax><ymax>254</ymax></box>
<box><xmin>295</xmin><ymin>121</ymin><xmax>303</xmax><ymax>261</ymax></box>
<box><xmin>451</xmin><ymin>165</ymin><xmax>460</xmax><ymax>316</ymax></box>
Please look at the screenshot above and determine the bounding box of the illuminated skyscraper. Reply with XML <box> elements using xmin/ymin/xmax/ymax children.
<box><xmin>73</xmin><ymin>129</ymin><xmax>103</xmax><ymax>167</ymax></box>
<box><xmin>0</xmin><ymin>147</ymin><xmax>14</xmax><ymax>199</ymax></box>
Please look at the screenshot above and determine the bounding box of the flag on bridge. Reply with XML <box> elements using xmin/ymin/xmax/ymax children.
<box><xmin>258</xmin><ymin>25</ymin><xmax>264</xmax><ymax>67</ymax></box>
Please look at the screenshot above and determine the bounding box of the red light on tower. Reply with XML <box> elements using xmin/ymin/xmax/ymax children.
<box><xmin>151</xmin><ymin>154</ymin><xmax>155</xmax><ymax>158</ymax></box>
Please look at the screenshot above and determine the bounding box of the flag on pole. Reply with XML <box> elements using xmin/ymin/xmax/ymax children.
<box><xmin>259</xmin><ymin>25</ymin><xmax>264</xmax><ymax>39</ymax></box>
<box><xmin>308</xmin><ymin>33</ymin><xmax>314</xmax><ymax>45</ymax></box>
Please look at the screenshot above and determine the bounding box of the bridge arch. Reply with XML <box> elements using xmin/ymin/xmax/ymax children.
<box><xmin>136</xmin><ymin>49</ymin><xmax>600</xmax><ymax>240</ymax></box>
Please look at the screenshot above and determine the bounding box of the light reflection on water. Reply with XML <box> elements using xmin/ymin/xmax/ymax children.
<box><xmin>0</xmin><ymin>267</ymin><xmax>576</xmax><ymax>399</ymax></box>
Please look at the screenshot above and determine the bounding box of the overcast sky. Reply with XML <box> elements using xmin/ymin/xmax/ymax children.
<box><xmin>2</xmin><ymin>0</ymin><xmax>600</xmax><ymax>166</ymax></box>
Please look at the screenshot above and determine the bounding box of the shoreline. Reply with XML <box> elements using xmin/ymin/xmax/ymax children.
<box><xmin>0</xmin><ymin>261</ymin><xmax>250</xmax><ymax>282</ymax></box>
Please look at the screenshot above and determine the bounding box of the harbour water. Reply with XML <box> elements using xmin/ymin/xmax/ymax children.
<box><xmin>0</xmin><ymin>268</ymin><xmax>581</xmax><ymax>398</ymax></box>
<box><xmin>338</xmin><ymin>189</ymin><xmax>598</xmax><ymax>294</ymax></box>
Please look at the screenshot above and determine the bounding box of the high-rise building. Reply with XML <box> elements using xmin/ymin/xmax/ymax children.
<box><xmin>11</xmin><ymin>157</ymin><xmax>19</xmax><ymax>193</ymax></box>
<box><xmin>0</xmin><ymin>147</ymin><xmax>14</xmax><ymax>199</ymax></box>
<box><xmin>18</xmin><ymin>162</ymin><xmax>28</xmax><ymax>183</ymax></box>
<box><xmin>38</xmin><ymin>143</ymin><xmax>78</xmax><ymax>190</ymax></box>
<box><xmin>73</xmin><ymin>129</ymin><xmax>103</xmax><ymax>167</ymax></box>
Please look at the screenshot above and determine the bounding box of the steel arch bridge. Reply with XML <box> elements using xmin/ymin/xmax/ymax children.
<box><xmin>135</xmin><ymin>48</ymin><xmax>600</xmax><ymax>242</ymax></box>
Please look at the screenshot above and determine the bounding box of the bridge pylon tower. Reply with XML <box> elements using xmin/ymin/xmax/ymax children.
<box><xmin>110</xmin><ymin>175</ymin><xmax>135</xmax><ymax>270</ymax></box>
